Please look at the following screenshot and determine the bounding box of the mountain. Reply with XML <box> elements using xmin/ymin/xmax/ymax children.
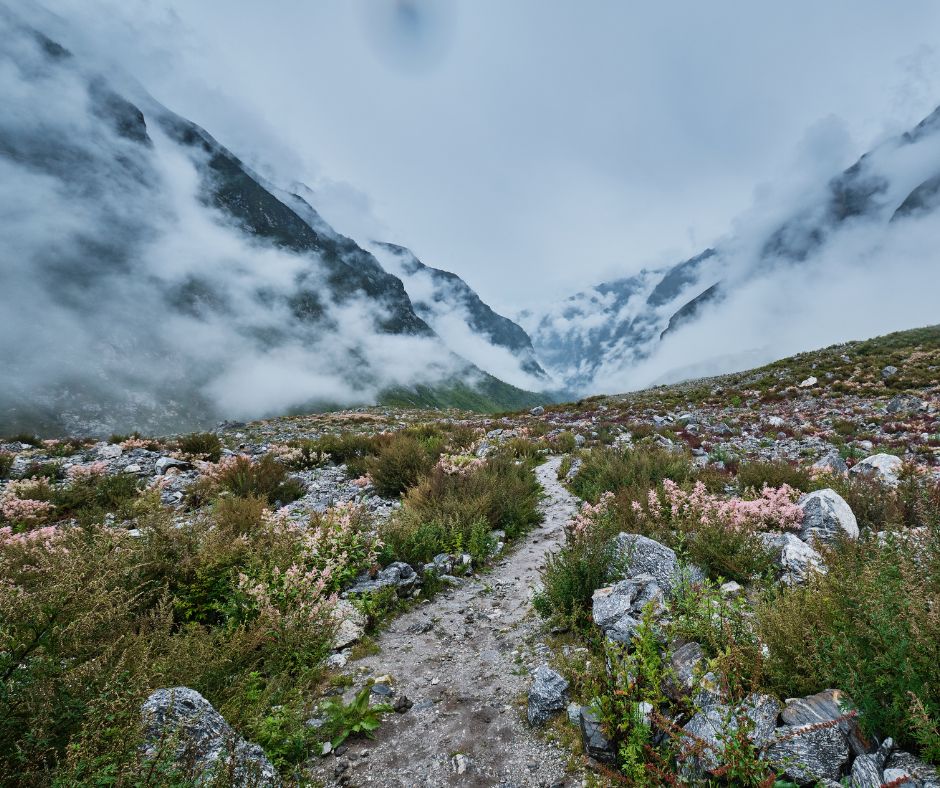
<box><xmin>367</xmin><ymin>242</ymin><xmax>550</xmax><ymax>390</ymax></box>
<box><xmin>0</xmin><ymin>15</ymin><xmax>544</xmax><ymax>435</ymax></box>
<box><xmin>527</xmin><ymin>105</ymin><xmax>940</xmax><ymax>392</ymax></box>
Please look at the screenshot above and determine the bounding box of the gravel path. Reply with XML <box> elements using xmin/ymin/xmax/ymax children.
<box><xmin>308</xmin><ymin>456</ymin><xmax>581</xmax><ymax>787</ymax></box>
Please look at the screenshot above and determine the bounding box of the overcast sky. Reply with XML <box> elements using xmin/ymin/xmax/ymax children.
<box><xmin>26</xmin><ymin>0</ymin><xmax>940</xmax><ymax>314</ymax></box>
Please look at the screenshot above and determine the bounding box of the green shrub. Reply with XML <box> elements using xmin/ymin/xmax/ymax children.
<box><xmin>736</xmin><ymin>460</ymin><xmax>812</xmax><ymax>493</ymax></box>
<box><xmin>381</xmin><ymin>457</ymin><xmax>540</xmax><ymax>564</ymax></box>
<box><xmin>758</xmin><ymin>527</ymin><xmax>940</xmax><ymax>753</ymax></box>
<box><xmin>367</xmin><ymin>433</ymin><xmax>438</xmax><ymax>497</ymax></box>
<box><xmin>0</xmin><ymin>452</ymin><xmax>13</xmax><ymax>479</ymax></box>
<box><xmin>571</xmin><ymin>445</ymin><xmax>693</xmax><ymax>503</ymax></box>
<box><xmin>215</xmin><ymin>455</ymin><xmax>306</xmax><ymax>506</ymax></box>
<box><xmin>309</xmin><ymin>432</ymin><xmax>381</xmax><ymax>477</ymax></box>
<box><xmin>534</xmin><ymin>527</ymin><xmax>615</xmax><ymax>626</ymax></box>
<box><xmin>177</xmin><ymin>431</ymin><xmax>223</xmax><ymax>462</ymax></box>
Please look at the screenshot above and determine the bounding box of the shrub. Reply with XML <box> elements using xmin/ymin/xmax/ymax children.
<box><xmin>211</xmin><ymin>454</ymin><xmax>306</xmax><ymax>506</ymax></box>
<box><xmin>736</xmin><ymin>460</ymin><xmax>812</xmax><ymax>494</ymax></box>
<box><xmin>177</xmin><ymin>431</ymin><xmax>223</xmax><ymax>462</ymax></box>
<box><xmin>0</xmin><ymin>452</ymin><xmax>13</xmax><ymax>479</ymax></box>
<box><xmin>758</xmin><ymin>527</ymin><xmax>940</xmax><ymax>754</ymax></box>
<box><xmin>571</xmin><ymin>445</ymin><xmax>693</xmax><ymax>503</ymax></box>
<box><xmin>367</xmin><ymin>433</ymin><xmax>438</xmax><ymax>497</ymax></box>
<box><xmin>381</xmin><ymin>457</ymin><xmax>540</xmax><ymax>564</ymax></box>
<box><xmin>307</xmin><ymin>433</ymin><xmax>381</xmax><ymax>477</ymax></box>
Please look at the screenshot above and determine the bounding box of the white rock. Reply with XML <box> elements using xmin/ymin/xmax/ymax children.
<box><xmin>331</xmin><ymin>599</ymin><xmax>366</xmax><ymax>650</ymax></box>
<box><xmin>799</xmin><ymin>489</ymin><xmax>859</xmax><ymax>546</ymax></box>
<box><xmin>851</xmin><ymin>453</ymin><xmax>904</xmax><ymax>486</ymax></box>
<box><xmin>800</xmin><ymin>376</ymin><xmax>818</xmax><ymax>388</ymax></box>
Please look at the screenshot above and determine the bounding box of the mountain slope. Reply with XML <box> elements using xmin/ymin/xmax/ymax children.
<box><xmin>368</xmin><ymin>242</ymin><xmax>549</xmax><ymax>390</ymax></box>
<box><xmin>0</xmin><ymin>16</ymin><xmax>541</xmax><ymax>435</ymax></box>
<box><xmin>529</xmin><ymin>105</ymin><xmax>940</xmax><ymax>393</ymax></box>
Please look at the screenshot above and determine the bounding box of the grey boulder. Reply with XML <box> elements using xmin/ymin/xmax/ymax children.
<box><xmin>611</xmin><ymin>533</ymin><xmax>703</xmax><ymax>596</ymax></box>
<box><xmin>758</xmin><ymin>532</ymin><xmax>824</xmax><ymax>585</ymax></box>
<box><xmin>578</xmin><ymin>706</ymin><xmax>617</xmax><ymax>764</ymax></box>
<box><xmin>851</xmin><ymin>453</ymin><xmax>904</xmax><ymax>486</ymax></box>
<box><xmin>780</xmin><ymin>689</ymin><xmax>872</xmax><ymax>758</ymax></box>
<box><xmin>765</xmin><ymin>723</ymin><xmax>849</xmax><ymax>784</ymax></box>
<box><xmin>347</xmin><ymin>561</ymin><xmax>418</xmax><ymax>595</ymax></box>
<box><xmin>680</xmin><ymin>694</ymin><xmax>780</xmax><ymax>774</ymax></box>
<box><xmin>798</xmin><ymin>489</ymin><xmax>859</xmax><ymax>546</ymax></box>
<box><xmin>527</xmin><ymin>665</ymin><xmax>569</xmax><ymax>726</ymax></box>
<box><xmin>141</xmin><ymin>687</ymin><xmax>279</xmax><ymax>786</ymax></box>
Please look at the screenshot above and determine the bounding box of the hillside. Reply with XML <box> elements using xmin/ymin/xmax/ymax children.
<box><xmin>2</xmin><ymin>324</ymin><xmax>938</xmax><ymax>785</ymax></box>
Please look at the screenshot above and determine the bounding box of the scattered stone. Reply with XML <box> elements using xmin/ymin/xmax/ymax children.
<box><xmin>530</xmin><ymin>405</ymin><xmax>545</xmax><ymax>416</ymax></box>
<box><xmin>813</xmin><ymin>451</ymin><xmax>849</xmax><ymax>476</ymax></box>
<box><xmin>527</xmin><ymin>665</ymin><xmax>569</xmax><ymax>726</ymax></box>
<box><xmin>800</xmin><ymin>376</ymin><xmax>818</xmax><ymax>388</ymax></box>
<box><xmin>392</xmin><ymin>695</ymin><xmax>412</xmax><ymax>713</ymax></box>
<box><xmin>664</xmin><ymin>642</ymin><xmax>704</xmax><ymax>702</ymax></box>
<box><xmin>96</xmin><ymin>443</ymin><xmax>123</xmax><ymax>460</ymax></box>
<box><xmin>141</xmin><ymin>687</ymin><xmax>279</xmax><ymax>786</ymax></box>
<box><xmin>882</xmin><ymin>365</ymin><xmax>899</xmax><ymax>380</ymax></box>
<box><xmin>680</xmin><ymin>694</ymin><xmax>780</xmax><ymax>774</ymax></box>
<box><xmin>766</xmin><ymin>723</ymin><xmax>849</xmax><ymax>784</ymax></box>
<box><xmin>451</xmin><ymin>753</ymin><xmax>469</xmax><ymax>775</ymax></box>
<box><xmin>123</xmin><ymin>463</ymin><xmax>142</xmax><ymax>474</ymax></box>
<box><xmin>885</xmin><ymin>751</ymin><xmax>940</xmax><ymax>788</ymax></box>
<box><xmin>798</xmin><ymin>488</ymin><xmax>859</xmax><ymax>546</ymax></box>
<box><xmin>347</xmin><ymin>561</ymin><xmax>417</xmax><ymax>595</ymax></box>
<box><xmin>850</xmin><ymin>737</ymin><xmax>894</xmax><ymax>788</ymax></box>
<box><xmin>155</xmin><ymin>456</ymin><xmax>190</xmax><ymax>476</ymax></box>
<box><xmin>719</xmin><ymin>580</ymin><xmax>743</xmax><ymax>597</ymax></box>
<box><xmin>851</xmin><ymin>453</ymin><xmax>904</xmax><ymax>486</ymax></box>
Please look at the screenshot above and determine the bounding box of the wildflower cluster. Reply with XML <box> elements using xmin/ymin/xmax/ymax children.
<box><xmin>636</xmin><ymin>479</ymin><xmax>803</xmax><ymax>532</ymax></box>
<box><xmin>66</xmin><ymin>461</ymin><xmax>108</xmax><ymax>480</ymax></box>
<box><xmin>0</xmin><ymin>478</ymin><xmax>55</xmax><ymax>528</ymax></box>
<box><xmin>569</xmin><ymin>491</ymin><xmax>615</xmax><ymax>538</ymax></box>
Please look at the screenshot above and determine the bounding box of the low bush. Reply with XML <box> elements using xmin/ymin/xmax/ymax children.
<box><xmin>212</xmin><ymin>454</ymin><xmax>306</xmax><ymax>506</ymax></box>
<box><xmin>367</xmin><ymin>432</ymin><xmax>439</xmax><ymax>497</ymax></box>
<box><xmin>177</xmin><ymin>431</ymin><xmax>223</xmax><ymax>462</ymax></box>
<box><xmin>0</xmin><ymin>494</ymin><xmax>376</xmax><ymax>783</ymax></box>
<box><xmin>381</xmin><ymin>457</ymin><xmax>540</xmax><ymax>564</ymax></box>
<box><xmin>571</xmin><ymin>445</ymin><xmax>693</xmax><ymax>503</ymax></box>
<box><xmin>758</xmin><ymin>527</ymin><xmax>940</xmax><ymax>754</ymax></box>
<box><xmin>0</xmin><ymin>452</ymin><xmax>13</xmax><ymax>479</ymax></box>
<box><xmin>736</xmin><ymin>459</ymin><xmax>812</xmax><ymax>493</ymax></box>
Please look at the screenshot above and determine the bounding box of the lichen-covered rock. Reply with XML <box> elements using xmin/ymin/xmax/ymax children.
<box><xmin>780</xmin><ymin>689</ymin><xmax>871</xmax><ymax>758</ymax></box>
<box><xmin>664</xmin><ymin>642</ymin><xmax>704</xmax><ymax>702</ymax></box>
<box><xmin>592</xmin><ymin>574</ymin><xmax>665</xmax><ymax>644</ymax></box>
<box><xmin>885</xmin><ymin>751</ymin><xmax>940</xmax><ymax>788</ymax></box>
<box><xmin>765</xmin><ymin>723</ymin><xmax>849</xmax><ymax>784</ymax></box>
<box><xmin>332</xmin><ymin>599</ymin><xmax>366</xmax><ymax>650</ymax></box>
<box><xmin>680</xmin><ymin>694</ymin><xmax>780</xmax><ymax>774</ymax></box>
<box><xmin>141</xmin><ymin>687</ymin><xmax>279</xmax><ymax>786</ymax></box>
<box><xmin>799</xmin><ymin>489</ymin><xmax>858</xmax><ymax>546</ymax></box>
<box><xmin>850</xmin><ymin>737</ymin><xmax>894</xmax><ymax>788</ymax></box>
<box><xmin>346</xmin><ymin>561</ymin><xmax>418</xmax><ymax>595</ymax></box>
<box><xmin>527</xmin><ymin>664</ymin><xmax>569</xmax><ymax>726</ymax></box>
<box><xmin>611</xmin><ymin>533</ymin><xmax>703</xmax><ymax>596</ymax></box>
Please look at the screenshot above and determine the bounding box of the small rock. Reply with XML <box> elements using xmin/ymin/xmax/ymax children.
<box><xmin>882</xmin><ymin>365</ymin><xmax>899</xmax><ymax>380</ymax></box>
<box><xmin>123</xmin><ymin>463</ymin><xmax>142</xmax><ymax>474</ymax></box>
<box><xmin>579</xmin><ymin>706</ymin><xmax>617</xmax><ymax>764</ymax></box>
<box><xmin>528</xmin><ymin>665</ymin><xmax>569</xmax><ymax>726</ymax></box>
<box><xmin>780</xmin><ymin>689</ymin><xmax>872</xmax><ymax>757</ymax></box>
<box><xmin>530</xmin><ymin>405</ymin><xmax>545</xmax><ymax>416</ymax></box>
<box><xmin>884</xmin><ymin>751</ymin><xmax>940</xmax><ymax>787</ymax></box>
<box><xmin>332</xmin><ymin>600</ymin><xmax>366</xmax><ymax>650</ymax></box>
<box><xmin>155</xmin><ymin>456</ymin><xmax>190</xmax><ymax>476</ymax></box>
<box><xmin>800</xmin><ymin>376</ymin><xmax>818</xmax><ymax>388</ymax></box>
<box><xmin>393</xmin><ymin>695</ymin><xmax>412</xmax><ymax>713</ymax></box>
<box><xmin>452</xmin><ymin>753</ymin><xmax>470</xmax><ymax>775</ymax></box>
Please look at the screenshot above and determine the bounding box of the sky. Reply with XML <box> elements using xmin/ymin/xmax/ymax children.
<box><xmin>15</xmin><ymin>0</ymin><xmax>940</xmax><ymax>315</ymax></box>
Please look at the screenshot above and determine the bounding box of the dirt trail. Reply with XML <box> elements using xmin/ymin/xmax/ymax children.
<box><xmin>309</xmin><ymin>456</ymin><xmax>581</xmax><ymax>788</ymax></box>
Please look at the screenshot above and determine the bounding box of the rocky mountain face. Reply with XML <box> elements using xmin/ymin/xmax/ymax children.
<box><xmin>527</xmin><ymin>106</ymin><xmax>940</xmax><ymax>392</ymax></box>
<box><xmin>368</xmin><ymin>242</ymin><xmax>550</xmax><ymax>389</ymax></box>
<box><xmin>0</xmin><ymin>16</ymin><xmax>543</xmax><ymax>435</ymax></box>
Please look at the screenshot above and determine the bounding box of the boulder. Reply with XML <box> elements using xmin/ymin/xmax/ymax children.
<box><xmin>765</xmin><ymin>723</ymin><xmax>849</xmax><ymax>784</ymax></box>
<box><xmin>885</xmin><ymin>751</ymin><xmax>940</xmax><ymax>788</ymax></box>
<box><xmin>332</xmin><ymin>600</ymin><xmax>366</xmax><ymax>650</ymax></box>
<box><xmin>591</xmin><ymin>574</ymin><xmax>665</xmax><ymax>644</ymax></box>
<box><xmin>798</xmin><ymin>489</ymin><xmax>859</xmax><ymax>546</ymax></box>
<box><xmin>96</xmin><ymin>442</ymin><xmax>123</xmax><ymax>460</ymax></box>
<box><xmin>758</xmin><ymin>532</ymin><xmax>824</xmax><ymax>585</ymax></box>
<box><xmin>882</xmin><ymin>365</ymin><xmax>899</xmax><ymax>380</ymax></box>
<box><xmin>851</xmin><ymin>453</ymin><xmax>904</xmax><ymax>486</ymax></box>
<box><xmin>850</xmin><ymin>737</ymin><xmax>894</xmax><ymax>788</ymax></box>
<box><xmin>780</xmin><ymin>689</ymin><xmax>871</xmax><ymax>758</ymax></box>
<box><xmin>141</xmin><ymin>687</ymin><xmax>279</xmax><ymax>786</ymax></box>
<box><xmin>578</xmin><ymin>706</ymin><xmax>617</xmax><ymax>764</ymax></box>
<box><xmin>611</xmin><ymin>533</ymin><xmax>703</xmax><ymax>596</ymax></box>
<box><xmin>813</xmin><ymin>452</ymin><xmax>849</xmax><ymax>476</ymax></box>
<box><xmin>529</xmin><ymin>405</ymin><xmax>545</xmax><ymax>416</ymax></box>
<box><xmin>664</xmin><ymin>642</ymin><xmax>704</xmax><ymax>702</ymax></box>
<box><xmin>527</xmin><ymin>665</ymin><xmax>569</xmax><ymax>726</ymax></box>
<box><xmin>680</xmin><ymin>694</ymin><xmax>780</xmax><ymax>774</ymax></box>
<box><xmin>155</xmin><ymin>456</ymin><xmax>190</xmax><ymax>476</ymax></box>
